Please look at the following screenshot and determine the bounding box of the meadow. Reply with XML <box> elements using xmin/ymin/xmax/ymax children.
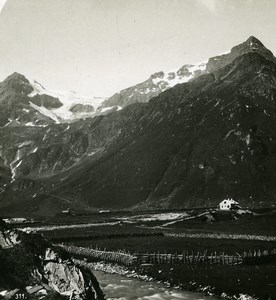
<box><xmin>16</xmin><ymin>207</ymin><xmax>276</xmax><ymax>300</ymax></box>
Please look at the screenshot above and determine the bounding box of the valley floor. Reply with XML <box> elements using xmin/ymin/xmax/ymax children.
<box><xmin>5</xmin><ymin>207</ymin><xmax>276</xmax><ymax>300</ymax></box>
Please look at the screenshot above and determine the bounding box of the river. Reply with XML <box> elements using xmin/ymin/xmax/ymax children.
<box><xmin>94</xmin><ymin>270</ymin><xmax>217</xmax><ymax>300</ymax></box>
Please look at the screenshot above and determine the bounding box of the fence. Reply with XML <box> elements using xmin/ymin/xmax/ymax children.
<box><xmin>60</xmin><ymin>245</ymin><xmax>276</xmax><ymax>267</ymax></box>
<box><xmin>165</xmin><ymin>233</ymin><xmax>276</xmax><ymax>242</ymax></box>
<box><xmin>134</xmin><ymin>251</ymin><xmax>243</xmax><ymax>265</ymax></box>
<box><xmin>242</xmin><ymin>248</ymin><xmax>276</xmax><ymax>264</ymax></box>
<box><xmin>61</xmin><ymin>245</ymin><xmax>137</xmax><ymax>266</ymax></box>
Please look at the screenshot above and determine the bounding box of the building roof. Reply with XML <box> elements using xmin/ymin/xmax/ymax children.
<box><xmin>220</xmin><ymin>198</ymin><xmax>239</xmax><ymax>205</ymax></box>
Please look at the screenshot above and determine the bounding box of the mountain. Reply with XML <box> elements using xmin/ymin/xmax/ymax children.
<box><xmin>0</xmin><ymin>73</ymin><xmax>106</xmax><ymax>128</ymax></box>
<box><xmin>28</xmin><ymin>79</ymin><xmax>106</xmax><ymax>121</ymax></box>
<box><xmin>0</xmin><ymin>74</ymin><xmax>109</xmax><ymax>183</ymax></box>
<box><xmin>205</xmin><ymin>36</ymin><xmax>276</xmax><ymax>72</ymax></box>
<box><xmin>0</xmin><ymin>36</ymin><xmax>276</xmax><ymax>215</ymax></box>
<box><xmin>0</xmin><ymin>73</ymin><xmax>57</xmax><ymax>127</ymax></box>
<box><xmin>102</xmin><ymin>36</ymin><xmax>275</xmax><ymax>110</ymax></box>
<box><xmin>102</xmin><ymin>62</ymin><xmax>206</xmax><ymax>109</ymax></box>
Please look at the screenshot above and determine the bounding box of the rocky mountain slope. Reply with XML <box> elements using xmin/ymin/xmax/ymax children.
<box><xmin>0</xmin><ymin>220</ymin><xmax>104</xmax><ymax>299</ymax></box>
<box><xmin>28</xmin><ymin>79</ymin><xmax>107</xmax><ymax>122</ymax></box>
<box><xmin>0</xmin><ymin>36</ymin><xmax>276</xmax><ymax>215</ymax></box>
<box><xmin>0</xmin><ymin>73</ymin><xmax>106</xmax><ymax>128</ymax></box>
<box><xmin>102</xmin><ymin>61</ymin><xmax>206</xmax><ymax>108</ymax></box>
<box><xmin>0</xmin><ymin>74</ymin><xmax>108</xmax><ymax>185</ymax></box>
<box><xmin>102</xmin><ymin>36</ymin><xmax>273</xmax><ymax>110</ymax></box>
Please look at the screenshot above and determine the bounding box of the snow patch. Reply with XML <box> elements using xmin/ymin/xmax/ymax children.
<box><xmin>4</xmin><ymin>118</ymin><xmax>13</xmax><ymax>127</ymax></box>
<box><xmin>29</xmin><ymin>101</ymin><xmax>60</xmax><ymax>123</ymax></box>
<box><xmin>28</xmin><ymin>79</ymin><xmax>106</xmax><ymax>121</ymax></box>
<box><xmin>100</xmin><ymin>105</ymin><xmax>122</xmax><ymax>113</ymax></box>
<box><xmin>25</xmin><ymin>122</ymin><xmax>47</xmax><ymax>127</ymax></box>
<box><xmin>11</xmin><ymin>160</ymin><xmax>22</xmax><ymax>182</ymax></box>
<box><xmin>32</xmin><ymin>147</ymin><xmax>38</xmax><ymax>153</ymax></box>
<box><xmin>64</xmin><ymin>125</ymin><xmax>70</xmax><ymax>132</ymax></box>
<box><xmin>152</xmin><ymin>61</ymin><xmax>206</xmax><ymax>88</ymax></box>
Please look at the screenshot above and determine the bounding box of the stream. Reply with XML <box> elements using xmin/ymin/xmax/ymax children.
<box><xmin>93</xmin><ymin>270</ymin><xmax>218</xmax><ymax>300</ymax></box>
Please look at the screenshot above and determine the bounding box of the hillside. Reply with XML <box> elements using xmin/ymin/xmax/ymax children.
<box><xmin>0</xmin><ymin>36</ymin><xmax>276</xmax><ymax>215</ymax></box>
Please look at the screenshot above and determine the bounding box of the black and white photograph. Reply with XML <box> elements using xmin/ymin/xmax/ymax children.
<box><xmin>0</xmin><ymin>0</ymin><xmax>275</xmax><ymax>299</ymax></box>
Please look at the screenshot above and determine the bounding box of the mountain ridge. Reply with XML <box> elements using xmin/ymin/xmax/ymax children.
<box><xmin>102</xmin><ymin>36</ymin><xmax>275</xmax><ymax>110</ymax></box>
<box><xmin>0</xmin><ymin>36</ymin><xmax>276</xmax><ymax>216</ymax></box>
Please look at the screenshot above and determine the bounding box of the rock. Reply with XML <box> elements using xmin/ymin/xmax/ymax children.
<box><xmin>30</xmin><ymin>94</ymin><xmax>63</xmax><ymax>109</ymax></box>
<box><xmin>0</xmin><ymin>230</ymin><xmax>20</xmax><ymax>248</ymax></box>
<box><xmin>44</xmin><ymin>248</ymin><xmax>58</xmax><ymax>261</ymax></box>
<box><xmin>0</xmin><ymin>221</ymin><xmax>104</xmax><ymax>300</ymax></box>
<box><xmin>70</xmin><ymin>104</ymin><xmax>94</xmax><ymax>114</ymax></box>
<box><xmin>44</xmin><ymin>261</ymin><xmax>85</xmax><ymax>294</ymax></box>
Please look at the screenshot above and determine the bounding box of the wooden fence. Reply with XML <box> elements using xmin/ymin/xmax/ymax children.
<box><xmin>242</xmin><ymin>248</ymin><xmax>276</xmax><ymax>264</ymax></box>
<box><xmin>61</xmin><ymin>245</ymin><xmax>137</xmax><ymax>266</ymax></box>
<box><xmin>60</xmin><ymin>245</ymin><xmax>276</xmax><ymax>267</ymax></box>
<box><xmin>134</xmin><ymin>251</ymin><xmax>243</xmax><ymax>265</ymax></box>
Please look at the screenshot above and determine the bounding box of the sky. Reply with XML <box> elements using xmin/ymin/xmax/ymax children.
<box><xmin>0</xmin><ymin>0</ymin><xmax>275</xmax><ymax>97</ymax></box>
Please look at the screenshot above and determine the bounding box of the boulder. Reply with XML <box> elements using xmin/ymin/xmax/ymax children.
<box><xmin>0</xmin><ymin>221</ymin><xmax>104</xmax><ymax>300</ymax></box>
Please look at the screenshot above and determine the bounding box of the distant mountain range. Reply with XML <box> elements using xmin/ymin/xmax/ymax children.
<box><xmin>0</xmin><ymin>36</ymin><xmax>276</xmax><ymax>216</ymax></box>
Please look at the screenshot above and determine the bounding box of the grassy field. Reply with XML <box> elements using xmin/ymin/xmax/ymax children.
<box><xmin>170</xmin><ymin>211</ymin><xmax>276</xmax><ymax>236</ymax></box>
<box><xmin>137</xmin><ymin>262</ymin><xmax>276</xmax><ymax>300</ymax></box>
<box><xmin>40</xmin><ymin>224</ymin><xmax>162</xmax><ymax>240</ymax></box>
<box><xmin>66</xmin><ymin>235</ymin><xmax>276</xmax><ymax>255</ymax></box>
<box><xmin>38</xmin><ymin>209</ymin><xmax>276</xmax><ymax>255</ymax></box>
<box><xmin>29</xmin><ymin>207</ymin><xmax>276</xmax><ymax>232</ymax></box>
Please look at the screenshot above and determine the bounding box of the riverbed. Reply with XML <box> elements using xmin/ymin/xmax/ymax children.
<box><xmin>94</xmin><ymin>269</ymin><xmax>217</xmax><ymax>300</ymax></box>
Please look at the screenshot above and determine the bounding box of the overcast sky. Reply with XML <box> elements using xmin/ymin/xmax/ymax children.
<box><xmin>0</xmin><ymin>0</ymin><xmax>275</xmax><ymax>97</ymax></box>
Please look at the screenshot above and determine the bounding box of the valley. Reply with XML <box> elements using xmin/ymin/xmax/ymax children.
<box><xmin>1</xmin><ymin>0</ymin><xmax>276</xmax><ymax>298</ymax></box>
<box><xmin>1</xmin><ymin>35</ymin><xmax>276</xmax><ymax>300</ymax></box>
<box><xmin>3</xmin><ymin>207</ymin><xmax>276</xmax><ymax>300</ymax></box>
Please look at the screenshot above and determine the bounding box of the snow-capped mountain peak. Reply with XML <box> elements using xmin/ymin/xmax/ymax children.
<box><xmin>102</xmin><ymin>60</ymin><xmax>207</xmax><ymax>108</ymax></box>
<box><xmin>28</xmin><ymin>79</ymin><xmax>106</xmax><ymax>121</ymax></box>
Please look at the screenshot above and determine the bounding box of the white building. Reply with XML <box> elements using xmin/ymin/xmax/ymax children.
<box><xmin>219</xmin><ymin>198</ymin><xmax>240</xmax><ymax>211</ymax></box>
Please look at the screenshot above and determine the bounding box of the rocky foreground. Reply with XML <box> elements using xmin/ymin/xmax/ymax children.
<box><xmin>0</xmin><ymin>219</ymin><xmax>104</xmax><ymax>300</ymax></box>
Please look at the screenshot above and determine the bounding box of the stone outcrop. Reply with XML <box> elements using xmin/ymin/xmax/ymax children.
<box><xmin>0</xmin><ymin>221</ymin><xmax>104</xmax><ymax>300</ymax></box>
<box><xmin>70</xmin><ymin>104</ymin><xmax>94</xmax><ymax>114</ymax></box>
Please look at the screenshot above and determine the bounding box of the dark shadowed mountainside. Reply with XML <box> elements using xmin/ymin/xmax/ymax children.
<box><xmin>0</xmin><ymin>36</ymin><xmax>276</xmax><ymax>216</ymax></box>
